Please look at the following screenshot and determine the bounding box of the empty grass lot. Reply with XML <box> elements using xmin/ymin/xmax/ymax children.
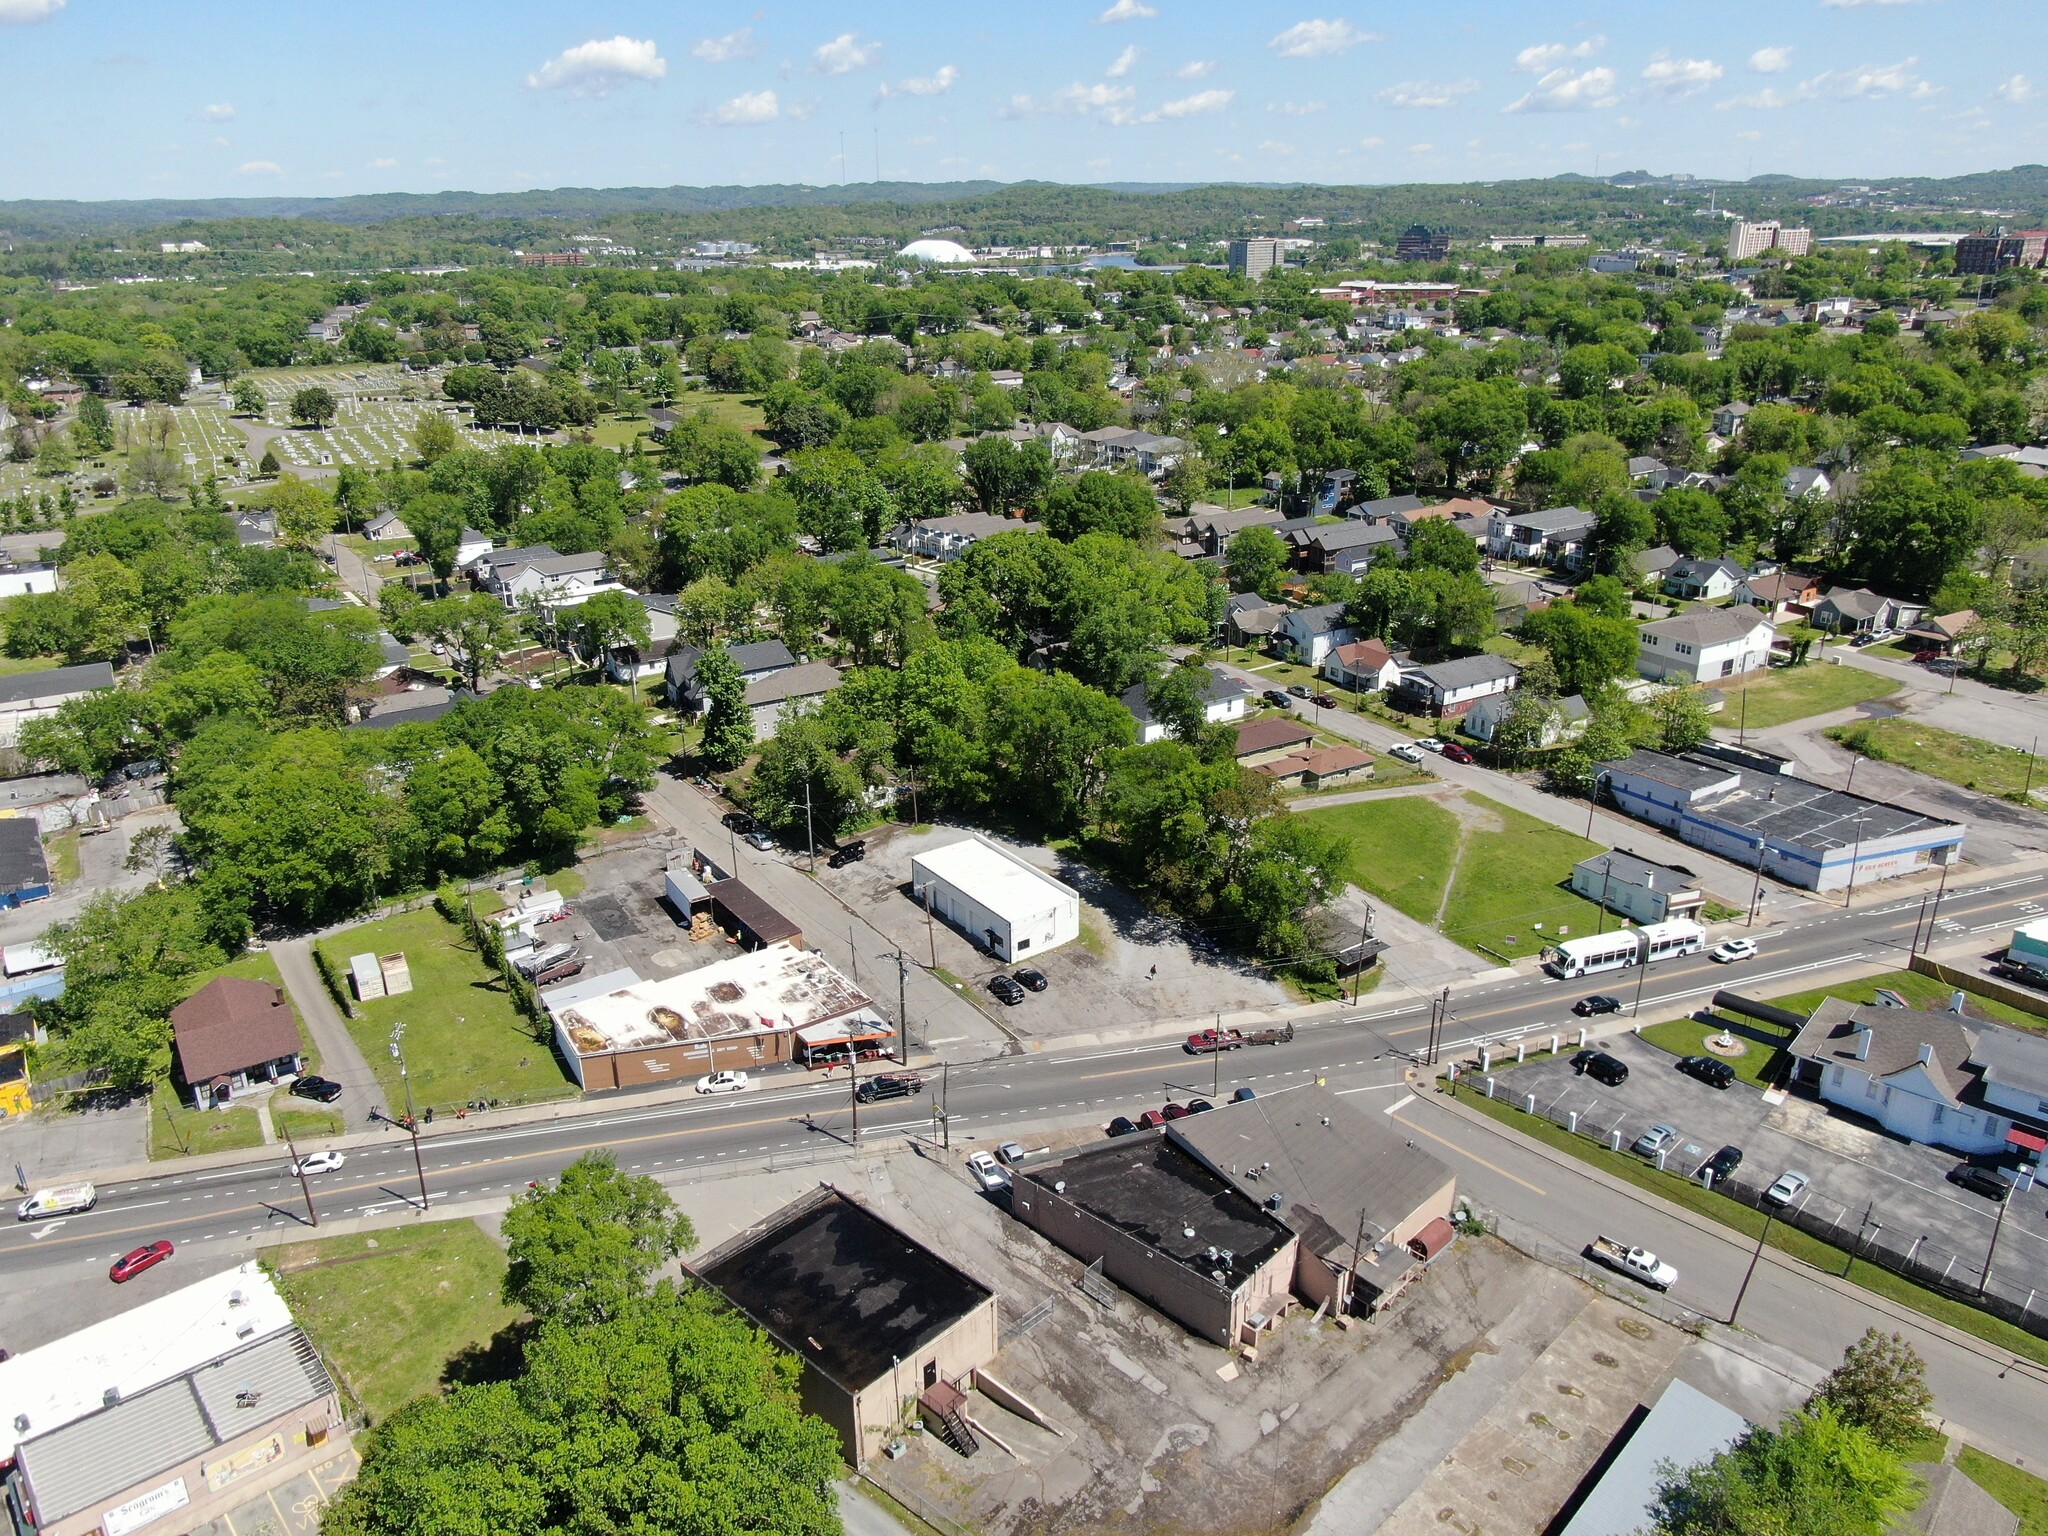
<box><xmin>1766</xmin><ymin>967</ymin><xmax>2046</xmax><ymax>1032</ymax></box>
<box><xmin>1955</xmin><ymin>1448</ymin><xmax>2048</xmax><ymax>1536</ymax></box>
<box><xmin>267</xmin><ymin>1220</ymin><xmax>521</xmax><ymax>1423</ymax></box>
<box><xmin>1298</xmin><ymin>792</ymin><xmax>1608</xmax><ymax>960</ymax></box>
<box><xmin>1829</xmin><ymin>718</ymin><xmax>2042</xmax><ymax>804</ymax></box>
<box><xmin>320</xmin><ymin>907</ymin><xmax>573</xmax><ymax>1116</ymax></box>
<box><xmin>1718</xmin><ymin>664</ymin><xmax>1899</xmax><ymax>729</ymax></box>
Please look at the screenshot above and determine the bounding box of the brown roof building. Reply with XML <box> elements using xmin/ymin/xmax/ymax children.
<box><xmin>170</xmin><ymin>977</ymin><xmax>305</xmax><ymax>1110</ymax></box>
<box><xmin>1231</xmin><ymin>717</ymin><xmax>1315</xmax><ymax>760</ymax></box>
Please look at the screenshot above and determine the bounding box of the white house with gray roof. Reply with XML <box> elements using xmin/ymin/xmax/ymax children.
<box><xmin>1391</xmin><ymin>654</ymin><xmax>1520</xmax><ymax>717</ymax></box>
<box><xmin>1636</xmin><ymin>607</ymin><xmax>1774</xmax><ymax>684</ymax></box>
<box><xmin>1120</xmin><ymin>666</ymin><xmax>1250</xmax><ymax>744</ymax></box>
<box><xmin>1276</xmin><ymin>602</ymin><xmax>1357</xmax><ymax>666</ymax></box>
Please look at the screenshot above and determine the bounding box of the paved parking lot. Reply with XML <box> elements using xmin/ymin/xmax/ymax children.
<box><xmin>1487</xmin><ymin>1033</ymin><xmax>2048</xmax><ymax>1294</ymax></box>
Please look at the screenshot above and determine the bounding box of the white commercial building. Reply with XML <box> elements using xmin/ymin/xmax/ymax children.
<box><xmin>910</xmin><ymin>837</ymin><xmax>1081</xmax><ymax>963</ymax></box>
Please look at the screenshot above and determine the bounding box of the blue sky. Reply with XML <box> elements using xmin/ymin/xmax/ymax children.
<box><xmin>1</xmin><ymin>0</ymin><xmax>2041</xmax><ymax>200</ymax></box>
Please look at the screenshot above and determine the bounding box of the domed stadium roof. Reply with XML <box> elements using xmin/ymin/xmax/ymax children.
<box><xmin>899</xmin><ymin>238</ymin><xmax>975</xmax><ymax>264</ymax></box>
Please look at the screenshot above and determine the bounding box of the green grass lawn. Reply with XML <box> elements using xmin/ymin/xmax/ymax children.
<box><xmin>0</xmin><ymin>653</ymin><xmax>68</xmax><ymax>679</ymax></box>
<box><xmin>1438</xmin><ymin>795</ymin><xmax>1608</xmax><ymax>960</ymax></box>
<box><xmin>1828</xmin><ymin>718</ymin><xmax>2043</xmax><ymax>804</ymax></box>
<box><xmin>674</xmin><ymin>387</ymin><xmax>768</xmax><ymax>434</ymax></box>
<box><xmin>1638</xmin><ymin>1011</ymin><xmax>1796</xmax><ymax>1089</ymax></box>
<box><xmin>1718</xmin><ymin>665</ymin><xmax>1899</xmax><ymax>729</ymax></box>
<box><xmin>1298</xmin><ymin>795</ymin><xmax>1463</xmax><ymax>926</ymax></box>
<box><xmin>271</xmin><ymin>1106</ymin><xmax>344</xmax><ymax>1141</ymax></box>
<box><xmin>319</xmin><ymin>907</ymin><xmax>574</xmax><ymax>1115</ymax></box>
<box><xmin>44</xmin><ymin>830</ymin><xmax>79</xmax><ymax>886</ymax></box>
<box><xmin>1457</xmin><ymin>1082</ymin><xmax>2048</xmax><ymax>1367</ymax></box>
<box><xmin>1767</xmin><ymin>967</ymin><xmax>2045</xmax><ymax>1032</ymax></box>
<box><xmin>1956</xmin><ymin>1448</ymin><xmax>2048</xmax><ymax>1536</ymax></box>
<box><xmin>267</xmin><ymin>1220</ymin><xmax>522</xmax><ymax>1423</ymax></box>
<box><xmin>148</xmin><ymin>1079</ymin><xmax>266</xmax><ymax>1160</ymax></box>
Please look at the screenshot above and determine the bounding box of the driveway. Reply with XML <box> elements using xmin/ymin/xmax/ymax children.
<box><xmin>1487</xmin><ymin>1033</ymin><xmax>2048</xmax><ymax>1297</ymax></box>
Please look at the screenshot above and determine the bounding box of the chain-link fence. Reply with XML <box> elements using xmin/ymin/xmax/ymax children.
<box><xmin>1475</xmin><ymin>1076</ymin><xmax>2048</xmax><ymax>1343</ymax></box>
<box><xmin>1476</xmin><ymin>1207</ymin><xmax>1717</xmax><ymax>1334</ymax></box>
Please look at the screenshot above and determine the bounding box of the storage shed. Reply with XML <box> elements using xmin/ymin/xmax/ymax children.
<box><xmin>910</xmin><ymin>837</ymin><xmax>1080</xmax><ymax>963</ymax></box>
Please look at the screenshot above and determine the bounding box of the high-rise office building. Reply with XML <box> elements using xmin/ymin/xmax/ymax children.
<box><xmin>1726</xmin><ymin>221</ymin><xmax>1813</xmax><ymax>261</ymax></box>
<box><xmin>1227</xmin><ymin>237</ymin><xmax>1284</xmax><ymax>281</ymax></box>
<box><xmin>1394</xmin><ymin>224</ymin><xmax>1451</xmax><ymax>262</ymax></box>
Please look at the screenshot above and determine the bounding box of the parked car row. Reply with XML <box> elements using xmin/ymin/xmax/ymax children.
<box><xmin>989</xmin><ymin>968</ymin><xmax>1049</xmax><ymax>1005</ymax></box>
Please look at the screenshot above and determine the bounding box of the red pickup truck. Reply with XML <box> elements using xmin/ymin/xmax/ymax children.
<box><xmin>1185</xmin><ymin>1023</ymin><xmax>1294</xmax><ymax>1054</ymax></box>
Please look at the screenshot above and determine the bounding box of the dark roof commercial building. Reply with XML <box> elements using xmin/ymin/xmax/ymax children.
<box><xmin>10</xmin><ymin>1326</ymin><xmax>346</xmax><ymax>1536</ymax></box>
<box><xmin>0</xmin><ymin>818</ymin><xmax>51</xmax><ymax>908</ymax></box>
<box><xmin>1010</xmin><ymin>1134</ymin><xmax>1299</xmax><ymax>1347</ymax></box>
<box><xmin>168</xmin><ymin>978</ymin><xmax>305</xmax><ymax>1111</ymax></box>
<box><xmin>691</xmin><ymin>1187</ymin><xmax>999</xmax><ymax>1465</ymax></box>
<box><xmin>1597</xmin><ymin>747</ymin><xmax>1964</xmax><ymax>895</ymax></box>
<box><xmin>1167</xmin><ymin>1086</ymin><xmax>1456</xmax><ymax>1315</ymax></box>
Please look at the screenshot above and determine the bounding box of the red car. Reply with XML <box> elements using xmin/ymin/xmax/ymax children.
<box><xmin>110</xmin><ymin>1240</ymin><xmax>174</xmax><ymax>1284</ymax></box>
<box><xmin>1135</xmin><ymin>1109</ymin><xmax>1169</xmax><ymax>1130</ymax></box>
<box><xmin>1439</xmin><ymin>742</ymin><xmax>1477</xmax><ymax>765</ymax></box>
<box><xmin>1161</xmin><ymin>1101</ymin><xmax>1193</xmax><ymax>1121</ymax></box>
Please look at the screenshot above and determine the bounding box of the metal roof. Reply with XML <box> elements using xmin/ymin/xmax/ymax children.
<box><xmin>1558</xmin><ymin>1378</ymin><xmax>1748</xmax><ymax>1536</ymax></box>
<box><xmin>0</xmin><ymin>662</ymin><xmax>113</xmax><ymax>709</ymax></box>
<box><xmin>911</xmin><ymin>837</ymin><xmax>1078</xmax><ymax>926</ymax></box>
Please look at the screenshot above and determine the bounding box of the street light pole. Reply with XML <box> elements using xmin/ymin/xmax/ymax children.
<box><xmin>390</xmin><ymin>1022</ymin><xmax>429</xmax><ymax>1211</ymax></box>
<box><xmin>1352</xmin><ymin>903</ymin><xmax>1375</xmax><ymax>1005</ymax></box>
<box><xmin>896</xmin><ymin>947</ymin><xmax>910</xmax><ymax>1065</ymax></box>
<box><xmin>1631</xmin><ymin>935</ymin><xmax>1652</xmax><ymax>1017</ymax></box>
<box><xmin>1914</xmin><ymin>855</ymin><xmax>1954</xmax><ymax>959</ymax></box>
<box><xmin>1728</xmin><ymin>1206</ymin><xmax>1778</xmax><ymax>1326</ymax></box>
<box><xmin>1596</xmin><ymin>858</ymin><xmax>1613</xmax><ymax>936</ymax></box>
<box><xmin>1979</xmin><ymin>1186</ymin><xmax>2014</xmax><ymax>1296</ymax></box>
<box><xmin>804</xmin><ymin>781</ymin><xmax>817</xmax><ymax>873</ymax></box>
<box><xmin>282</xmin><ymin>1129</ymin><xmax>317</xmax><ymax>1228</ymax></box>
<box><xmin>1747</xmin><ymin>838</ymin><xmax>1767</xmax><ymax>928</ymax></box>
<box><xmin>1842</xmin><ymin>817</ymin><xmax>1869</xmax><ymax>909</ymax></box>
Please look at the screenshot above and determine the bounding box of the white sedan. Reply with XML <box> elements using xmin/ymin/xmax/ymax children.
<box><xmin>1710</xmin><ymin>938</ymin><xmax>1759</xmax><ymax>963</ymax></box>
<box><xmin>965</xmin><ymin>1150</ymin><xmax>1010</xmax><ymax>1193</ymax></box>
<box><xmin>696</xmin><ymin>1070</ymin><xmax>749</xmax><ymax>1095</ymax></box>
<box><xmin>289</xmin><ymin>1151</ymin><xmax>345</xmax><ymax>1177</ymax></box>
<box><xmin>1388</xmin><ymin>742</ymin><xmax>1426</xmax><ymax>764</ymax></box>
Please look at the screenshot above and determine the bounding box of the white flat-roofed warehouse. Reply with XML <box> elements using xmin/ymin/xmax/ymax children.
<box><xmin>910</xmin><ymin>837</ymin><xmax>1081</xmax><ymax>963</ymax></box>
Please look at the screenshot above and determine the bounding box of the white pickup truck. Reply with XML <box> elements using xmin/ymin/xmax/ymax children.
<box><xmin>1586</xmin><ymin>1235</ymin><xmax>1678</xmax><ymax>1291</ymax></box>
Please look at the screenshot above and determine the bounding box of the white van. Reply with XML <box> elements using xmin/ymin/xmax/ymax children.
<box><xmin>17</xmin><ymin>1182</ymin><xmax>95</xmax><ymax>1220</ymax></box>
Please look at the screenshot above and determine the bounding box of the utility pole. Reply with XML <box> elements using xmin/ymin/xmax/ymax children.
<box><xmin>283</xmin><ymin>1129</ymin><xmax>317</xmax><ymax>1227</ymax></box>
<box><xmin>390</xmin><ymin>1022</ymin><xmax>429</xmax><ymax>1210</ymax></box>
<box><xmin>1979</xmin><ymin>1185</ymin><xmax>2014</xmax><ymax>1296</ymax></box>
<box><xmin>804</xmin><ymin>780</ymin><xmax>817</xmax><ymax>872</ymax></box>
<box><xmin>849</xmin><ymin>920</ymin><xmax>859</xmax><ymax>987</ymax></box>
<box><xmin>1842</xmin><ymin>816</ymin><xmax>1869</xmax><ymax>909</ymax></box>
<box><xmin>1352</xmin><ymin>904</ymin><xmax>1375</xmax><ymax>1005</ymax></box>
<box><xmin>848</xmin><ymin>1049</ymin><xmax>860</xmax><ymax>1143</ymax></box>
<box><xmin>1631</xmin><ymin>935</ymin><xmax>1652</xmax><ymax>1017</ymax></box>
<box><xmin>1747</xmin><ymin>838</ymin><xmax>1767</xmax><ymax>928</ymax></box>
<box><xmin>1596</xmin><ymin>858</ymin><xmax>1613</xmax><ymax>935</ymax></box>
<box><xmin>1912</xmin><ymin>855</ymin><xmax>1954</xmax><ymax>958</ymax></box>
<box><xmin>2027</xmin><ymin>735</ymin><xmax>2041</xmax><ymax>801</ymax></box>
<box><xmin>1213</xmin><ymin>1012</ymin><xmax>1222</xmax><ymax>1100</ymax></box>
<box><xmin>937</xmin><ymin>1060</ymin><xmax>951</xmax><ymax>1151</ymax></box>
<box><xmin>1728</xmin><ymin>1205</ymin><xmax>1777</xmax><ymax>1326</ymax></box>
<box><xmin>896</xmin><ymin>947</ymin><xmax>910</xmax><ymax>1065</ymax></box>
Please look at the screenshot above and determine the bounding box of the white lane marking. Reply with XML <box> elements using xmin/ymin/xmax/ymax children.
<box><xmin>1382</xmin><ymin>1093</ymin><xmax>1417</xmax><ymax>1115</ymax></box>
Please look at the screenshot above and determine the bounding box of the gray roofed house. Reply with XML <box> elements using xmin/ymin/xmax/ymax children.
<box><xmin>1120</xmin><ymin>665</ymin><xmax>1251</xmax><ymax>744</ymax></box>
<box><xmin>893</xmin><ymin>512</ymin><xmax>1044</xmax><ymax>563</ymax></box>
<box><xmin>1308</xmin><ymin>521</ymin><xmax>1402</xmax><ymax>573</ymax></box>
<box><xmin>1784</xmin><ymin>464</ymin><xmax>1833</xmax><ymax>500</ymax></box>
<box><xmin>1569</xmin><ymin>848</ymin><xmax>1703</xmax><ymax>924</ymax></box>
<box><xmin>1632</xmin><ymin>544</ymin><xmax>1683</xmax><ymax>579</ymax></box>
<box><xmin>1462</xmin><ymin>689</ymin><xmax>1588</xmax><ymax>746</ymax></box>
<box><xmin>746</xmin><ymin>661</ymin><xmax>844</xmax><ymax>739</ymax></box>
<box><xmin>1392</xmin><ymin>653</ymin><xmax>1520</xmax><ymax>716</ymax></box>
<box><xmin>1636</xmin><ymin>607</ymin><xmax>1775</xmax><ymax>684</ymax></box>
<box><xmin>1276</xmin><ymin>601</ymin><xmax>1358</xmax><ymax>665</ymax></box>
<box><xmin>665</xmin><ymin>639</ymin><xmax>796</xmax><ymax>712</ymax></box>
<box><xmin>1662</xmin><ymin>557</ymin><xmax>1747</xmax><ymax>600</ymax></box>
<box><xmin>1490</xmin><ymin>505</ymin><xmax>1598</xmax><ymax>567</ymax></box>
<box><xmin>1347</xmin><ymin>493</ymin><xmax>1428</xmax><ymax>524</ymax></box>
<box><xmin>1812</xmin><ymin>586</ymin><xmax>1925</xmax><ymax>634</ymax></box>
<box><xmin>0</xmin><ymin>662</ymin><xmax>115</xmax><ymax>749</ymax></box>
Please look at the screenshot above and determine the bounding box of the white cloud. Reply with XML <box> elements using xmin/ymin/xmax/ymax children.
<box><xmin>1504</xmin><ymin>66</ymin><xmax>1619</xmax><ymax>113</ymax></box>
<box><xmin>812</xmin><ymin>32</ymin><xmax>881</xmax><ymax>74</ymax></box>
<box><xmin>877</xmin><ymin>65</ymin><xmax>959</xmax><ymax>101</ymax></box>
<box><xmin>1174</xmin><ymin>60</ymin><xmax>1216</xmax><ymax>79</ymax></box>
<box><xmin>1000</xmin><ymin>81</ymin><xmax>1137</xmax><ymax>122</ymax></box>
<box><xmin>1360</xmin><ymin>135</ymin><xmax>1385</xmax><ymax>148</ymax></box>
<box><xmin>210</xmin><ymin>136</ymin><xmax>230</xmax><ymax>149</ymax></box>
<box><xmin>1270</xmin><ymin>99</ymin><xmax>1327</xmax><ymax>115</ymax></box>
<box><xmin>1095</xmin><ymin>0</ymin><xmax>1157</xmax><ymax>20</ymax></box>
<box><xmin>1408</xmin><ymin>142</ymin><xmax>1436</xmax><ymax>153</ymax></box>
<box><xmin>1514</xmin><ymin>36</ymin><xmax>1605</xmax><ymax>72</ymax></box>
<box><xmin>0</xmin><ymin>0</ymin><xmax>66</xmax><ymax>22</ymax></box>
<box><xmin>1749</xmin><ymin>46</ymin><xmax>1794</xmax><ymax>73</ymax></box>
<box><xmin>1147</xmin><ymin>87</ymin><xmax>1234</xmax><ymax>119</ymax></box>
<box><xmin>237</xmin><ymin>160</ymin><xmax>284</xmax><ymax>176</ymax></box>
<box><xmin>1735</xmin><ymin>129</ymin><xmax>1763</xmax><ymax>140</ymax></box>
<box><xmin>1641</xmin><ymin>53</ymin><xmax>1723</xmax><ymax>99</ymax></box>
<box><xmin>708</xmin><ymin>89</ymin><xmax>780</xmax><ymax>125</ymax></box>
<box><xmin>692</xmin><ymin>28</ymin><xmax>759</xmax><ymax>64</ymax></box>
<box><xmin>196</xmin><ymin>103</ymin><xmax>235</xmax><ymax>123</ymax></box>
<box><xmin>370</xmin><ymin>157</ymin><xmax>399</xmax><ymax>168</ymax></box>
<box><xmin>526</xmin><ymin>35</ymin><xmax>667</xmax><ymax>96</ymax></box>
<box><xmin>1376</xmin><ymin>77</ymin><xmax>1480</xmax><ymax>109</ymax></box>
<box><xmin>1719</xmin><ymin>56</ymin><xmax>1936</xmax><ymax>108</ymax></box>
<box><xmin>1259</xmin><ymin>139</ymin><xmax>1296</xmax><ymax>155</ymax></box>
<box><xmin>1268</xmin><ymin>19</ymin><xmax>1379</xmax><ymax>59</ymax></box>
<box><xmin>1996</xmin><ymin>74</ymin><xmax>2035</xmax><ymax>103</ymax></box>
<box><xmin>1107</xmin><ymin>44</ymin><xmax>1143</xmax><ymax>77</ymax></box>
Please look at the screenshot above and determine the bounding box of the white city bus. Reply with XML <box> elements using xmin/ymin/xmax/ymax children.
<box><xmin>1542</xmin><ymin>918</ymin><xmax>1705</xmax><ymax>980</ymax></box>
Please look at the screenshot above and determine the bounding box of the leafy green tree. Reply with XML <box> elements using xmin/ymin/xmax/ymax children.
<box><xmin>401</xmin><ymin>744</ymin><xmax>513</xmax><ymax>874</ymax></box>
<box><xmin>412</xmin><ymin>411</ymin><xmax>459</xmax><ymax>465</ymax></box>
<box><xmin>662</xmin><ymin>412</ymin><xmax>762</xmax><ymax>491</ymax></box>
<box><xmin>503</xmin><ymin>1152</ymin><xmax>696</xmax><ymax>1325</ymax></box>
<box><xmin>748</xmin><ymin>711</ymin><xmax>866</xmax><ymax>841</ymax></box>
<box><xmin>1041</xmin><ymin>472</ymin><xmax>1161</xmax><ymax>544</ymax></box>
<box><xmin>1404</xmin><ymin>516</ymin><xmax>1482</xmax><ymax>577</ymax></box>
<box><xmin>786</xmin><ymin>447</ymin><xmax>895</xmax><ymax>553</ymax></box>
<box><xmin>1226</xmin><ymin>525</ymin><xmax>1288</xmax><ymax>600</ymax></box>
<box><xmin>418</xmin><ymin>594</ymin><xmax>522</xmax><ymax>693</ymax></box>
<box><xmin>1655</xmin><ymin>487</ymin><xmax>1731</xmax><ymax>558</ymax></box>
<box><xmin>1649</xmin><ymin>1402</ymin><xmax>1914</xmax><ymax>1536</ymax></box>
<box><xmin>322</xmin><ymin>1284</ymin><xmax>844</xmax><ymax>1536</ymax></box>
<box><xmin>696</xmin><ymin>644</ymin><xmax>754</xmax><ymax>770</ymax></box>
<box><xmin>1846</xmin><ymin>456</ymin><xmax>1981</xmax><ymax>600</ymax></box>
<box><xmin>73</xmin><ymin>393</ymin><xmax>113</xmax><ymax>455</ymax></box>
<box><xmin>229</xmin><ymin>379</ymin><xmax>266</xmax><ymax>417</ymax></box>
<box><xmin>257</xmin><ymin>444</ymin><xmax>280</xmax><ymax>477</ymax></box>
<box><xmin>405</xmin><ymin>492</ymin><xmax>468</xmax><ymax>585</ymax></box>
<box><xmin>823</xmin><ymin>557</ymin><xmax>926</xmax><ymax>667</ymax></box>
<box><xmin>1648</xmin><ymin>684</ymin><xmax>1714</xmax><ymax>752</ymax></box>
<box><xmin>290</xmin><ymin>385</ymin><xmax>338</xmax><ymax>430</ymax></box>
<box><xmin>262</xmin><ymin>472</ymin><xmax>337</xmax><ymax>550</ymax></box>
<box><xmin>1518</xmin><ymin>602</ymin><xmax>1639</xmax><ymax>695</ymax></box>
<box><xmin>1810</xmin><ymin>1330</ymin><xmax>1935</xmax><ymax>1454</ymax></box>
<box><xmin>961</xmin><ymin>435</ymin><xmax>1053</xmax><ymax>514</ymax></box>
<box><xmin>573</xmin><ymin>589</ymin><xmax>653</xmax><ymax>670</ymax></box>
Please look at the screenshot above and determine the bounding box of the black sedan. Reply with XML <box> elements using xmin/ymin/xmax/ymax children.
<box><xmin>1677</xmin><ymin>1055</ymin><xmax>1735</xmax><ymax>1089</ymax></box>
<box><xmin>1702</xmin><ymin>1145</ymin><xmax>1743</xmax><ymax>1183</ymax></box>
<box><xmin>1107</xmin><ymin>1115</ymin><xmax>1141</xmax><ymax>1137</ymax></box>
<box><xmin>1013</xmin><ymin>968</ymin><xmax>1049</xmax><ymax>992</ymax></box>
<box><xmin>989</xmin><ymin>975</ymin><xmax>1026</xmax><ymax>1006</ymax></box>
<box><xmin>1948</xmin><ymin>1164</ymin><xmax>2012</xmax><ymax>1203</ymax></box>
<box><xmin>290</xmin><ymin>1074</ymin><xmax>344</xmax><ymax>1104</ymax></box>
<box><xmin>1572</xmin><ymin>994</ymin><xmax>1624</xmax><ymax>1017</ymax></box>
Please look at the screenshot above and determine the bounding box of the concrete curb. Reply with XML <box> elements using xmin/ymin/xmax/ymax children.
<box><xmin>1409</xmin><ymin>1069</ymin><xmax>2048</xmax><ymax>1393</ymax></box>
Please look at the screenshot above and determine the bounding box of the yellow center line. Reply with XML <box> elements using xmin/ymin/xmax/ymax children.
<box><xmin>1390</xmin><ymin>1101</ymin><xmax>1547</xmax><ymax>1195</ymax></box>
<box><xmin>1076</xmin><ymin>1062</ymin><xmax>1192</xmax><ymax>1082</ymax></box>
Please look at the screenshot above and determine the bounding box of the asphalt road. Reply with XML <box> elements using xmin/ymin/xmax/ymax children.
<box><xmin>9</xmin><ymin>864</ymin><xmax>2048</xmax><ymax>1451</ymax></box>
